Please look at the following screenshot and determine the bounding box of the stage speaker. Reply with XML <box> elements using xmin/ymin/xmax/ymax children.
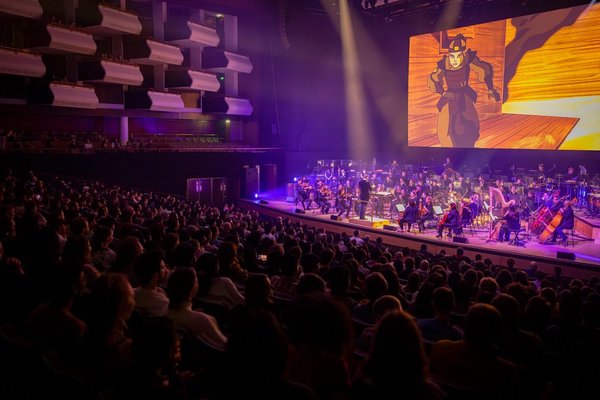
<box><xmin>557</xmin><ymin>251</ymin><xmax>575</xmax><ymax>261</ymax></box>
<box><xmin>383</xmin><ymin>225</ymin><xmax>398</xmax><ymax>231</ymax></box>
<box><xmin>295</xmin><ymin>209</ymin><xmax>306</xmax><ymax>214</ymax></box>
<box><xmin>453</xmin><ymin>236</ymin><xmax>469</xmax><ymax>244</ymax></box>
<box><xmin>330</xmin><ymin>215</ymin><xmax>341</xmax><ymax>221</ymax></box>
<box><xmin>259</xmin><ymin>200</ymin><xmax>269</xmax><ymax>205</ymax></box>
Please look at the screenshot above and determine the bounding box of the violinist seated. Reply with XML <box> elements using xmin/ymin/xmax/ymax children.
<box><xmin>436</xmin><ymin>203</ymin><xmax>460</xmax><ymax>238</ymax></box>
<box><xmin>498</xmin><ymin>205</ymin><xmax>521</xmax><ymax>243</ymax></box>
<box><xmin>315</xmin><ymin>182</ymin><xmax>332</xmax><ymax>214</ymax></box>
<box><xmin>296</xmin><ymin>178</ymin><xmax>312</xmax><ymax>210</ymax></box>
<box><xmin>398</xmin><ymin>201</ymin><xmax>418</xmax><ymax>232</ymax></box>
<box><xmin>335</xmin><ymin>186</ymin><xmax>352</xmax><ymax>218</ymax></box>
<box><xmin>418</xmin><ymin>196</ymin><xmax>435</xmax><ymax>233</ymax></box>
<box><xmin>547</xmin><ymin>201</ymin><xmax>574</xmax><ymax>244</ymax></box>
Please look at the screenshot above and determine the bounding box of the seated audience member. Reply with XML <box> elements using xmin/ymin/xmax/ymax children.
<box><xmin>90</xmin><ymin>225</ymin><xmax>116</xmax><ymax>272</ymax></box>
<box><xmin>167</xmin><ymin>267</ymin><xmax>228</xmax><ymax>352</ymax></box>
<box><xmin>352</xmin><ymin>272</ymin><xmax>388</xmax><ymax>325</ymax></box>
<box><xmin>214</xmin><ymin>309</ymin><xmax>317</xmax><ymax>400</ymax></box>
<box><xmin>352</xmin><ymin>311</ymin><xmax>445</xmax><ymax>400</ymax></box>
<box><xmin>328</xmin><ymin>266</ymin><xmax>357</xmax><ymax>310</ymax></box>
<box><xmin>270</xmin><ymin>252</ymin><xmax>301</xmax><ymax>297</ymax></box>
<box><xmin>428</xmin><ymin>303</ymin><xmax>517</xmax><ymax>399</ymax></box>
<box><xmin>76</xmin><ymin>273</ymin><xmax>136</xmax><ymax>391</ymax></box>
<box><xmin>296</xmin><ymin>273</ymin><xmax>327</xmax><ymax>296</ymax></box>
<box><xmin>114</xmin><ymin>316</ymin><xmax>189</xmax><ymax>400</ymax></box>
<box><xmin>24</xmin><ymin>263</ymin><xmax>86</xmax><ymax>359</ymax></box>
<box><xmin>417</xmin><ymin>287</ymin><xmax>463</xmax><ymax>342</ymax></box>
<box><xmin>132</xmin><ymin>250</ymin><xmax>169</xmax><ymax>317</ymax></box>
<box><xmin>284</xmin><ymin>294</ymin><xmax>354</xmax><ymax>400</ymax></box>
<box><xmin>356</xmin><ymin>295</ymin><xmax>403</xmax><ymax>353</ymax></box>
<box><xmin>194</xmin><ymin>252</ymin><xmax>244</xmax><ymax>310</ymax></box>
<box><xmin>216</xmin><ymin>241</ymin><xmax>248</xmax><ymax>284</ymax></box>
<box><xmin>491</xmin><ymin>294</ymin><xmax>544</xmax><ymax>398</ymax></box>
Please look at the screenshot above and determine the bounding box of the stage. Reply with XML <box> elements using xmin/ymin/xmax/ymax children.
<box><xmin>240</xmin><ymin>198</ymin><xmax>600</xmax><ymax>280</ymax></box>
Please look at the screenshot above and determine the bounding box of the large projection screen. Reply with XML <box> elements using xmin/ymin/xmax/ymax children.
<box><xmin>407</xmin><ymin>3</ymin><xmax>600</xmax><ymax>150</ymax></box>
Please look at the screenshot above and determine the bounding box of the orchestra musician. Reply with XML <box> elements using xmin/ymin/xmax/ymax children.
<box><xmin>418</xmin><ymin>196</ymin><xmax>435</xmax><ymax>233</ymax></box>
<box><xmin>296</xmin><ymin>177</ymin><xmax>311</xmax><ymax>210</ymax></box>
<box><xmin>315</xmin><ymin>180</ymin><xmax>331</xmax><ymax>214</ymax></box>
<box><xmin>335</xmin><ymin>184</ymin><xmax>352</xmax><ymax>218</ymax></box>
<box><xmin>564</xmin><ymin>166</ymin><xmax>578</xmax><ymax>182</ymax></box>
<box><xmin>358</xmin><ymin>175</ymin><xmax>371</xmax><ymax>220</ymax></box>
<box><xmin>436</xmin><ymin>202</ymin><xmax>460</xmax><ymax>238</ymax></box>
<box><xmin>522</xmin><ymin>190</ymin><xmax>537</xmax><ymax>219</ymax></box>
<box><xmin>498</xmin><ymin>205</ymin><xmax>520</xmax><ymax>243</ymax></box>
<box><xmin>465</xmin><ymin>194</ymin><xmax>479</xmax><ymax>224</ymax></box>
<box><xmin>537</xmin><ymin>163</ymin><xmax>546</xmax><ymax>183</ymax></box>
<box><xmin>398</xmin><ymin>201</ymin><xmax>418</xmax><ymax>232</ymax></box>
<box><xmin>547</xmin><ymin>200</ymin><xmax>574</xmax><ymax>244</ymax></box>
<box><xmin>507</xmin><ymin>185</ymin><xmax>521</xmax><ymax>204</ymax></box>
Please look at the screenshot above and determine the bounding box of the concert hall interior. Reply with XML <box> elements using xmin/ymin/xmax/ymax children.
<box><xmin>1</xmin><ymin>0</ymin><xmax>600</xmax><ymax>399</ymax></box>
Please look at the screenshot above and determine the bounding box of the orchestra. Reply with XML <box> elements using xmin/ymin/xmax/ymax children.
<box><xmin>287</xmin><ymin>158</ymin><xmax>597</xmax><ymax>245</ymax></box>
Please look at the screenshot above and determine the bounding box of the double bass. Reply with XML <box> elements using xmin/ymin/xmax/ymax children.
<box><xmin>538</xmin><ymin>197</ymin><xmax>577</xmax><ymax>243</ymax></box>
<box><xmin>487</xmin><ymin>187</ymin><xmax>516</xmax><ymax>241</ymax></box>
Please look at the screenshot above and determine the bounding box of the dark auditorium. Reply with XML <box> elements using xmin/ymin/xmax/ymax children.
<box><xmin>1</xmin><ymin>0</ymin><xmax>600</xmax><ymax>399</ymax></box>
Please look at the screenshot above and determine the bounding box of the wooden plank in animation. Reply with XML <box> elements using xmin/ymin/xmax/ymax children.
<box><xmin>408</xmin><ymin>113</ymin><xmax>579</xmax><ymax>149</ymax></box>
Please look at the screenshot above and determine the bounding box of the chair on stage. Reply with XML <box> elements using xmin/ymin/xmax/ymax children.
<box><xmin>459</xmin><ymin>214</ymin><xmax>476</xmax><ymax>236</ymax></box>
<box><xmin>507</xmin><ymin>228</ymin><xmax>526</xmax><ymax>247</ymax></box>
<box><xmin>562</xmin><ymin>228</ymin><xmax>576</xmax><ymax>248</ymax></box>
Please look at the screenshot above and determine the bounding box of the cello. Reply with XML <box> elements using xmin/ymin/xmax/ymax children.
<box><xmin>487</xmin><ymin>187</ymin><xmax>516</xmax><ymax>242</ymax></box>
<box><xmin>538</xmin><ymin>197</ymin><xmax>577</xmax><ymax>243</ymax></box>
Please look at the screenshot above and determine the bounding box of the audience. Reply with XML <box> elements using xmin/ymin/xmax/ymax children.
<box><xmin>0</xmin><ymin>171</ymin><xmax>598</xmax><ymax>400</ymax></box>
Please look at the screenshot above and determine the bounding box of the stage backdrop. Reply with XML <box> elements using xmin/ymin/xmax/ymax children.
<box><xmin>407</xmin><ymin>3</ymin><xmax>600</xmax><ymax>150</ymax></box>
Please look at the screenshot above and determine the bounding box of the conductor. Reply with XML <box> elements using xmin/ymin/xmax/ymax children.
<box><xmin>358</xmin><ymin>175</ymin><xmax>371</xmax><ymax>220</ymax></box>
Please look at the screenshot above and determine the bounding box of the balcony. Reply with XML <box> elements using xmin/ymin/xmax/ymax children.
<box><xmin>78</xmin><ymin>59</ymin><xmax>143</xmax><ymax>86</ymax></box>
<box><xmin>123</xmin><ymin>37</ymin><xmax>183</xmax><ymax>66</ymax></box>
<box><xmin>0</xmin><ymin>0</ymin><xmax>43</xmax><ymax>20</ymax></box>
<box><xmin>202</xmin><ymin>96</ymin><xmax>253</xmax><ymax>116</ymax></box>
<box><xmin>165</xmin><ymin>21</ymin><xmax>220</xmax><ymax>48</ymax></box>
<box><xmin>24</xmin><ymin>23</ymin><xmax>97</xmax><ymax>55</ymax></box>
<box><xmin>124</xmin><ymin>90</ymin><xmax>184</xmax><ymax>112</ymax></box>
<box><xmin>27</xmin><ymin>82</ymin><xmax>99</xmax><ymax>109</ymax></box>
<box><xmin>202</xmin><ymin>49</ymin><xmax>252</xmax><ymax>73</ymax></box>
<box><xmin>76</xmin><ymin>3</ymin><xmax>142</xmax><ymax>36</ymax></box>
<box><xmin>0</xmin><ymin>47</ymin><xmax>46</xmax><ymax>77</ymax></box>
<box><xmin>165</xmin><ymin>69</ymin><xmax>220</xmax><ymax>92</ymax></box>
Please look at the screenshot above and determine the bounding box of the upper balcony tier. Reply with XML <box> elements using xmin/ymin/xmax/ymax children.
<box><xmin>165</xmin><ymin>21</ymin><xmax>220</xmax><ymax>48</ymax></box>
<box><xmin>0</xmin><ymin>47</ymin><xmax>46</xmax><ymax>77</ymax></box>
<box><xmin>0</xmin><ymin>0</ymin><xmax>43</xmax><ymax>20</ymax></box>
<box><xmin>123</xmin><ymin>37</ymin><xmax>184</xmax><ymax>66</ymax></box>
<box><xmin>76</xmin><ymin>3</ymin><xmax>142</xmax><ymax>36</ymax></box>
<box><xmin>24</xmin><ymin>23</ymin><xmax>97</xmax><ymax>55</ymax></box>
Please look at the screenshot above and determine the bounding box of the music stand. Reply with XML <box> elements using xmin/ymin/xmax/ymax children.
<box><xmin>433</xmin><ymin>206</ymin><xmax>443</xmax><ymax>216</ymax></box>
<box><xmin>396</xmin><ymin>204</ymin><xmax>406</xmax><ymax>213</ymax></box>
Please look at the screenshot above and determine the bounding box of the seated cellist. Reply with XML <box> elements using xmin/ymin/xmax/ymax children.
<box><xmin>547</xmin><ymin>201</ymin><xmax>574</xmax><ymax>244</ymax></box>
<box><xmin>436</xmin><ymin>203</ymin><xmax>459</xmax><ymax>238</ymax></box>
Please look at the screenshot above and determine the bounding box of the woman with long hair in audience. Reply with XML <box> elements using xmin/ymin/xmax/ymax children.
<box><xmin>76</xmin><ymin>273</ymin><xmax>136</xmax><ymax>391</ymax></box>
<box><xmin>352</xmin><ymin>311</ymin><xmax>445</xmax><ymax>399</ymax></box>
<box><xmin>194</xmin><ymin>252</ymin><xmax>244</xmax><ymax>311</ymax></box>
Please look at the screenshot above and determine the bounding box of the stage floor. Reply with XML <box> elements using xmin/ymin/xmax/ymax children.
<box><xmin>241</xmin><ymin>198</ymin><xmax>600</xmax><ymax>279</ymax></box>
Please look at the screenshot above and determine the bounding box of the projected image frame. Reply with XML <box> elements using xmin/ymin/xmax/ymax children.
<box><xmin>407</xmin><ymin>4</ymin><xmax>600</xmax><ymax>150</ymax></box>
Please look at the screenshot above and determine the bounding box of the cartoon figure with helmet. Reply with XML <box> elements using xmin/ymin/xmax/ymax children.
<box><xmin>427</xmin><ymin>34</ymin><xmax>501</xmax><ymax>148</ymax></box>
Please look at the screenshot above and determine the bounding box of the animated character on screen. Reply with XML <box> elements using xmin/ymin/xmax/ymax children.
<box><xmin>428</xmin><ymin>34</ymin><xmax>501</xmax><ymax>148</ymax></box>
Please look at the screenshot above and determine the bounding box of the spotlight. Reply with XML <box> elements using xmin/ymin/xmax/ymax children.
<box><xmin>293</xmin><ymin>177</ymin><xmax>298</xmax><ymax>182</ymax></box>
<box><xmin>254</xmin><ymin>193</ymin><xmax>259</xmax><ymax>198</ymax></box>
